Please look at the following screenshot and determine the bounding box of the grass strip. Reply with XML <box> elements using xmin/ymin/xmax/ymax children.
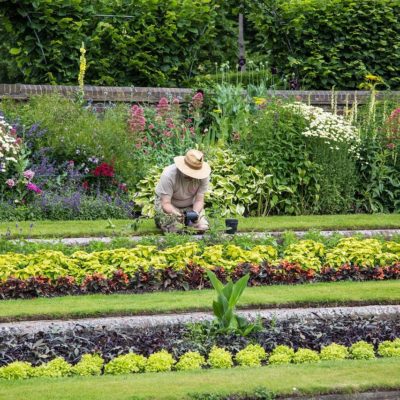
<box><xmin>1</xmin><ymin>280</ymin><xmax>399</xmax><ymax>322</ymax></box>
<box><xmin>0</xmin><ymin>359</ymin><xmax>399</xmax><ymax>400</ymax></box>
<box><xmin>1</xmin><ymin>214</ymin><xmax>399</xmax><ymax>238</ymax></box>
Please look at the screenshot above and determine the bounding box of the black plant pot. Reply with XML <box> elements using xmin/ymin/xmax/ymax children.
<box><xmin>225</xmin><ymin>218</ymin><xmax>238</xmax><ymax>234</ymax></box>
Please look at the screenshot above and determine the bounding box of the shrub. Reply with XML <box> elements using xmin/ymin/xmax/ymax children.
<box><xmin>207</xmin><ymin>347</ymin><xmax>233</xmax><ymax>369</ymax></box>
<box><xmin>320</xmin><ymin>343</ymin><xmax>349</xmax><ymax>361</ymax></box>
<box><xmin>145</xmin><ymin>350</ymin><xmax>175</xmax><ymax>373</ymax></box>
<box><xmin>32</xmin><ymin>357</ymin><xmax>72</xmax><ymax>378</ymax></box>
<box><xmin>175</xmin><ymin>351</ymin><xmax>205</xmax><ymax>371</ymax></box>
<box><xmin>378</xmin><ymin>339</ymin><xmax>400</xmax><ymax>358</ymax></box>
<box><xmin>0</xmin><ymin>361</ymin><xmax>33</xmax><ymax>380</ymax></box>
<box><xmin>268</xmin><ymin>353</ymin><xmax>292</xmax><ymax>365</ymax></box>
<box><xmin>247</xmin><ymin>0</ymin><xmax>400</xmax><ymax>89</ymax></box>
<box><xmin>293</xmin><ymin>349</ymin><xmax>320</xmax><ymax>364</ymax></box>
<box><xmin>235</xmin><ymin>344</ymin><xmax>266</xmax><ymax>367</ymax></box>
<box><xmin>349</xmin><ymin>341</ymin><xmax>375</xmax><ymax>360</ymax></box>
<box><xmin>71</xmin><ymin>354</ymin><xmax>104</xmax><ymax>376</ymax></box>
<box><xmin>104</xmin><ymin>353</ymin><xmax>147</xmax><ymax>375</ymax></box>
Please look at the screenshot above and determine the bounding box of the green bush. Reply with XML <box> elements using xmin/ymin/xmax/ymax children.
<box><xmin>207</xmin><ymin>347</ymin><xmax>233</xmax><ymax>369</ymax></box>
<box><xmin>71</xmin><ymin>354</ymin><xmax>104</xmax><ymax>376</ymax></box>
<box><xmin>378</xmin><ymin>339</ymin><xmax>400</xmax><ymax>358</ymax></box>
<box><xmin>175</xmin><ymin>351</ymin><xmax>205</xmax><ymax>371</ymax></box>
<box><xmin>104</xmin><ymin>353</ymin><xmax>147</xmax><ymax>375</ymax></box>
<box><xmin>32</xmin><ymin>358</ymin><xmax>72</xmax><ymax>378</ymax></box>
<box><xmin>235</xmin><ymin>344</ymin><xmax>267</xmax><ymax>367</ymax></box>
<box><xmin>320</xmin><ymin>343</ymin><xmax>349</xmax><ymax>361</ymax></box>
<box><xmin>0</xmin><ymin>0</ymin><xmax>236</xmax><ymax>86</ymax></box>
<box><xmin>349</xmin><ymin>341</ymin><xmax>375</xmax><ymax>360</ymax></box>
<box><xmin>246</xmin><ymin>0</ymin><xmax>400</xmax><ymax>90</ymax></box>
<box><xmin>145</xmin><ymin>350</ymin><xmax>175</xmax><ymax>373</ymax></box>
<box><xmin>293</xmin><ymin>349</ymin><xmax>320</xmax><ymax>364</ymax></box>
<box><xmin>0</xmin><ymin>361</ymin><xmax>33</xmax><ymax>380</ymax></box>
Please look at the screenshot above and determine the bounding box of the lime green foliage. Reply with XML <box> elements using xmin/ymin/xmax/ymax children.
<box><xmin>349</xmin><ymin>341</ymin><xmax>376</xmax><ymax>360</ymax></box>
<box><xmin>71</xmin><ymin>354</ymin><xmax>104</xmax><ymax>376</ymax></box>
<box><xmin>268</xmin><ymin>353</ymin><xmax>292</xmax><ymax>365</ymax></box>
<box><xmin>293</xmin><ymin>349</ymin><xmax>320</xmax><ymax>364</ymax></box>
<box><xmin>235</xmin><ymin>344</ymin><xmax>266</xmax><ymax>367</ymax></box>
<box><xmin>0</xmin><ymin>362</ymin><xmax>33</xmax><ymax>380</ymax></box>
<box><xmin>104</xmin><ymin>353</ymin><xmax>147</xmax><ymax>375</ymax></box>
<box><xmin>283</xmin><ymin>240</ymin><xmax>325</xmax><ymax>271</ymax></box>
<box><xmin>175</xmin><ymin>352</ymin><xmax>205</xmax><ymax>371</ymax></box>
<box><xmin>247</xmin><ymin>0</ymin><xmax>400</xmax><ymax>89</ymax></box>
<box><xmin>145</xmin><ymin>351</ymin><xmax>175</xmax><ymax>373</ymax></box>
<box><xmin>207</xmin><ymin>347</ymin><xmax>233</xmax><ymax>369</ymax></box>
<box><xmin>32</xmin><ymin>358</ymin><xmax>72</xmax><ymax>378</ymax></box>
<box><xmin>378</xmin><ymin>339</ymin><xmax>400</xmax><ymax>358</ymax></box>
<box><xmin>320</xmin><ymin>344</ymin><xmax>349</xmax><ymax>361</ymax></box>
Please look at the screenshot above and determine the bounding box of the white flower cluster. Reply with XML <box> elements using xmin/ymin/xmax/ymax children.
<box><xmin>286</xmin><ymin>102</ymin><xmax>360</xmax><ymax>156</ymax></box>
<box><xmin>0</xmin><ymin>116</ymin><xmax>20</xmax><ymax>173</ymax></box>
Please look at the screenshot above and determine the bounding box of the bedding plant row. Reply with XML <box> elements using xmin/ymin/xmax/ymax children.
<box><xmin>0</xmin><ymin>237</ymin><xmax>399</xmax><ymax>299</ymax></box>
<box><xmin>1</xmin><ymin>339</ymin><xmax>400</xmax><ymax>381</ymax></box>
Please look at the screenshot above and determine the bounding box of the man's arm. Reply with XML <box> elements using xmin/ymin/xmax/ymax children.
<box><xmin>160</xmin><ymin>195</ymin><xmax>183</xmax><ymax>217</ymax></box>
<box><xmin>192</xmin><ymin>193</ymin><xmax>205</xmax><ymax>214</ymax></box>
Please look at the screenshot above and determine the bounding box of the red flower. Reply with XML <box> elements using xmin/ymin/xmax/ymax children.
<box><xmin>82</xmin><ymin>181</ymin><xmax>90</xmax><ymax>190</ymax></box>
<box><xmin>92</xmin><ymin>162</ymin><xmax>115</xmax><ymax>178</ymax></box>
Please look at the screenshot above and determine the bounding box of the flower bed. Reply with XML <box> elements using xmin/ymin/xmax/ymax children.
<box><xmin>1</xmin><ymin>339</ymin><xmax>399</xmax><ymax>380</ymax></box>
<box><xmin>0</xmin><ymin>238</ymin><xmax>399</xmax><ymax>299</ymax></box>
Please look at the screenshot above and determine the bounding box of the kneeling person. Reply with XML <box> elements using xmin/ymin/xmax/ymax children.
<box><xmin>155</xmin><ymin>149</ymin><xmax>211</xmax><ymax>233</ymax></box>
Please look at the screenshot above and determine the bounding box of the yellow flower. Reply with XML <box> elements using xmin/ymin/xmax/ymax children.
<box><xmin>213</xmin><ymin>109</ymin><xmax>222</xmax><ymax>113</ymax></box>
<box><xmin>78</xmin><ymin>42</ymin><xmax>87</xmax><ymax>89</ymax></box>
<box><xmin>365</xmin><ymin>74</ymin><xmax>382</xmax><ymax>82</ymax></box>
<box><xmin>253</xmin><ymin>97</ymin><xmax>267</xmax><ymax>105</ymax></box>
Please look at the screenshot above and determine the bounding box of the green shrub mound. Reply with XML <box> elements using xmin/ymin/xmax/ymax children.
<box><xmin>349</xmin><ymin>341</ymin><xmax>376</xmax><ymax>360</ymax></box>
<box><xmin>32</xmin><ymin>358</ymin><xmax>72</xmax><ymax>378</ymax></box>
<box><xmin>207</xmin><ymin>347</ymin><xmax>233</xmax><ymax>369</ymax></box>
<box><xmin>104</xmin><ymin>353</ymin><xmax>147</xmax><ymax>375</ymax></box>
<box><xmin>293</xmin><ymin>349</ymin><xmax>320</xmax><ymax>364</ymax></box>
<box><xmin>378</xmin><ymin>339</ymin><xmax>400</xmax><ymax>358</ymax></box>
<box><xmin>320</xmin><ymin>344</ymin><xmax>349</xmax><ymax>361</ymax></box>
<box><xmin>71</xmin><ymin>354</ymin><xmax>104</xmax><ymax>376</ymax></box>
<box><xmin>145</xmin><ymin>350</ymin><xmax>175</xmax><ymax>373</ymax></box>
<box><xmin>175</xmin><ymin>352</ymin><xmax>206</xmax><ymax>371</ymax></box>
<box><xmin>0</xmin><ymin>362</ymin><xmax>33</xmax><ymax>380</ymax></box>
<box><xmin>235</xmin><ymin>344</ymin><xmax>267</xmax><ymax>367</ymax></box>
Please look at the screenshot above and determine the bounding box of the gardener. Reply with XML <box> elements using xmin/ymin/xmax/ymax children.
<box><xmin>154</xmin><ymin>149</ymin><xmax>211</xmax><ymax>233</ymax></box>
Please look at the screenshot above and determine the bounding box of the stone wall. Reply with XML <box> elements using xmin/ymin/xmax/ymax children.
<box><xmin>0</xmin><ymin>83</ymin><xmax>399</xmax><ymax>106</ymax></box>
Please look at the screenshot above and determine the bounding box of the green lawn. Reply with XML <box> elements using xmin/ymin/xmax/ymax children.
<box><xmin>1</xmin><ymin>359</ymin><xmax>399</xmax><ymax>400</ymax></box>
<box><xmin>1</xmin><ymin>214</ymin><xmax>399</xmax><ymax>238</ymax></box>
<box><xmin>1</xmin><ymin>280</ymin><xmax>399</xmax><ymax>322</ymax></box>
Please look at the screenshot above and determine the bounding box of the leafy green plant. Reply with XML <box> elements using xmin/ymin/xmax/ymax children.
<box><xmin>268</xmin><ymin>345</ymin><xmax>295</xmax><ymax>366</ymax></box>
<box><xmin>175</xmin><ymin>351</ymin><xmax>205</xmax><ymax>371</ymax></box>
<box><xmin>293</xmin><ymin>349</ymin><xmax>320</xmax><ymax>364</ymax></box>
<box><xmin>145</xmin><ymin>350</ymin><xmax>175</xmax><ymax>373</ymax></box>
<box><xmin>320</xmin><ymin>343</ymin><xmax>349</xmax><ymax>361</ymax></box>
<box><xmin>378</xmin><ymin>339</ymin><xmax>400</xmax><ymax>358</ymax></box>
<box><xmin>104</xmin><ymin>353</ymin><xmax>147</xmax><ymax>375</ymax></box>
<box><xmin>206</xmin><ymin>270</ymin><xmax>260</xmax><ymax>336</ymax></box>
<box><xmin>235</xmin><ymin>344</ymin><xmax>266</xmax><ymax>367</ymax></box>
<box><xmin>349</xmin><ymin>341</ymin><xmax>375</xmax><ymax>360</ymax></box>
<box><xmin>207</xmin><ymin>346</ymin><xmax>233</xmax><ymax>369</ymax></box>
<box><xmin>0</xmin><ymin>361</ymin><xmax>33</xmax><ymax>380</ymax></box>
<box><xmin>32</xmin><ymin>357</ymin><xmax>72</xmax><ymax>378</ymax></box>
<box><xmin>71</xmin><ymin>354</ymin><xmax>104</xmax><ymax>376</ymax></box>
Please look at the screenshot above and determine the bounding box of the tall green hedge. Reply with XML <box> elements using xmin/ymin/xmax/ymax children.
<box><xmin>246</xmin><ymin>0</ymin><xmax>400</xmax><ymax>89</ymax></box>
<box><xmin>0</xmin><ymin>0</ymin><xmax>236</xmax><ymax>86</ymax></box>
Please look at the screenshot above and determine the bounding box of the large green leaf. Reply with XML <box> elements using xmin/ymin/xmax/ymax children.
<box><xmin>206</xmin><ymin>270</ymin><xmax>223</xmax><ymax>295</ymax></box>
<box><xmin>228</xmin><ymin>273</ymin><xmax>250</xmax><ymax>308</ymax></box>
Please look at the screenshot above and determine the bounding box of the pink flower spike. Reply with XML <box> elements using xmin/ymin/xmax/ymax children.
<box><xmin>26</xmin><ymin>182</ymin><xmax>42</xmax><ymax>194</ymax></box>
<box><xmin>23</xmin><ymin>170</ymin><xmax>35</xmax><ymax>181</ymax></box>
<box><xmin>6</xmin><ymin>179</ymin><xmax>15</xmax><ymax>188</ymax></box>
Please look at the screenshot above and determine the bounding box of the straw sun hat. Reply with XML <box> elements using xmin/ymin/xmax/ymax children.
<box><xmin>174</xmin><ymin>149</ymin><xmax>211</xmax><ymax>180</ymax></box>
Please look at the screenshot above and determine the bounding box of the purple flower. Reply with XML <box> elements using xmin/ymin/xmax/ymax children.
<box><xmin>23</xmin><ymin>170</ymin><xmax>35</xmax><ymax>181</ymax></box>
<box><xmin>6</xmin><ymin>179</ymin><xmax>15</xmax><ymax>188</ymax></box>
<box><xmin>26</xmin><ymin>182</ymin><xmax>42</xmax><ymax>194</ymax></box>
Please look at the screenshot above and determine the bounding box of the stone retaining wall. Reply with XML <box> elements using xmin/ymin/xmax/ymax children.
<box><xmin>1</xmin><ymin>83</ymin><xmax>399</xmax><ymax>106</ymax></box>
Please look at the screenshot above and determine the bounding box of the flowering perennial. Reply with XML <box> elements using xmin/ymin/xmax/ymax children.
<box><xmin>0</xmin><ymin>115</ymin><xmax>20</xmax><ymax>172</ymax></box>
<box><xmin>286</xmin><ymin>102</ymin><xmax>361</xmax><ymax>155</ymax></box>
